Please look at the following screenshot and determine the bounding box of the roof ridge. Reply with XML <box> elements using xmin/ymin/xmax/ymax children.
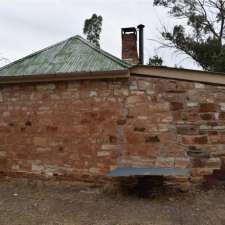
<box><xmin>74</xmin><ymin>35</ymin><xmax>131</xmax><ymax>69</ymax></box>
<box><xmin>0</xmin><ymin>35</ymin><xmax>131</xmax><ymax>72</ymax></box>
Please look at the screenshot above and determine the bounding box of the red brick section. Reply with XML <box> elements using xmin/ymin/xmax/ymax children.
<box><xmin>122</xmin><ymin>33</ymin><xmax>139</xmax><ymax>64</ymax></box>
<box><xmin>0</xmin><ymin>76</ymin><xmax>224</xmax><ymax>189</ymax></box>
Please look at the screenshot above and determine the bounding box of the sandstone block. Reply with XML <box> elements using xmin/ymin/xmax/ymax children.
<box><xmin>0</xmin><ymin>151</ymin><xmax>6</xmax><ymax>157</ymax></box>
<box><xmin>33</xmin><ymin>137</ymin><xmax>47</xmax><ymax>146</ymax></box>
<box><xmin>155</xmin><ymin>157</ymin><xmax>175</xmax><ymax>168</ymax></box>
<box><xmin>194</xmin><ymin>136</ymin><xmax>208</xmax><ymax>144</ymax></box>
<box><xmin>177</xmin><ymin>125</ymin><xmax>199</xmax><ymax>135</ymax></box>
<box><xmin>200</xmin><ymin>113</ymin><xmax>213</xmax><ymax>120</ymax></box>
<box><xmin>170</xmin><ymin>102</ymin><xmax>183</xmax><ymax>111</ymax></box>
<box><xmin>205</xmin><ymin>158</ymin><xmax>221</xmax><ymax>169</ymax></box>
<box><xmin>101</xmin><ymin>145</ymin><xmax>120</xmax><ymax>151</ymax></box>
<box><xmin>187</xmin><ymin>102</ymin><xmax>198</xmax><ymax>107</ymax></box>
<box><xmin>199</xmin><ymin>103</ymin><xmax>217</xmax><ymax>113</ymax></box>
<box><xmin>129</xmin><ymin>81</ymin><xmax>138</xmax><ymax>90</ymax></box>
<box><xmin>191</xmin><ymin>168</ymin><xmax>214</xmax><ymax>176</ymax></box>
<box><xmin>138</xmin><ymin>80</ymin><xmax>150</xmax><ymax>90</ymax></box>
<box><xmin>219</xmin><ymin>103</ymin><xmax>225</xmax><ymax>111</ymax></box>
<box><xmin>97</xmin><ymin>151</ymin><xmax>111</xmax><ymax>157</ymax></box>
<box><xmin>89</xmin><ymin>91</ymin><xmax>97</xmax><ymax>97</ymax></box>
<box><xmin>36</xmin><ymin>147</ymin><xmax>51</xmax><ymax>152</ymax></box>
<box><xmin>89</xmin><ymin>167</ymin><xmax>100</xmax><ymax>174</ymax></box>
<box><xmin>114</xmin><ymin>88</ymin><xmax>129</xmax><ymax>96</ymax></box>
<box><xmin>175</xmin><ymin>158</ymin><xmax>190</xmax><ymax>168</ymax></box>
<box><xmin>194</xmin><ymin>83</ymin><xmax>205</xmax><ymax>89</ymax></box>
<box><xmin>126</xmin><ymin>95</ymin><xmax>144</xmax><ymax>105</ymax></box>
<box><xmin>12</xmin><ymin>165</ymin><xmax>20</xmax><ymax>170</ymax></box>
<box><xmin>31</xmin><ymin>164</ymin><xmax>44</xmax><ymax>173</ymax></box>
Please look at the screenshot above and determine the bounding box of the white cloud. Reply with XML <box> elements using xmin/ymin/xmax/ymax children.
<box><xmin>0</xmin><ymin>0</ymin><xmax>199</xmax><ymax>69</ymax></box>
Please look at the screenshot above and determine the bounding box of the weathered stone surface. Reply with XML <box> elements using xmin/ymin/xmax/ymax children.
<box><xmin>138</xmin><ymin>80</ymin><xmax>150</xmax><ymax>90</ymax></box>
<box><xmin>0</xmin><ymin>92</ymin><xmax>3</xmax><ymax>102</ymax></box>
<box><xmin>0</xmin><ymin>76</ymin><xmax>224</xmax><ymax>188</ymax></box>
<box><xmin>155</xmin><ymin>158</ymin><xmax>175</xmax><ymax>168</ymax></box>
<box><xmin>170</xmin><ymin>102</ymin><xmax>183</xmax><ymax>111</ymax></box>
<box><xmin>175</xmin><ymin>158</ymin><xmax>190</xmax><ymax>168</ymax></box>
<box><xmin>204</xmin><ymin>158</ymin><xmax>221</xmax><ymax>169</ymax></box>
<box><xmin>199</xmin><ymin>103</ymin><xmax>217</xmax><ymax>113</ymax></box>
<box><xmin>126</xmin><ymin>95</ymin><xmax>144</xmax><ymax>105</ymax></box>
<box><xmin>97</xmin><ymin>151</ymin><xmax>111</xmax><ymax>157</ymax></box>
<box><xmin>0</xmin><ymin>151</ymin><xmax>6</xmax><ymax>157</ymax></box>
<box><xmin>194</xmin><ymin>83</ymin><xmax>205</xmax><ymax>89</ymax></box>
<box><xmin>101</xmin><ymin>145</ymin><xmax>120</xmax><ymax>151</ymax></box>
<box><xmin>33</xmin><ymin>137</ymin><xmax>47</xmax><ymax>146</ymax></box>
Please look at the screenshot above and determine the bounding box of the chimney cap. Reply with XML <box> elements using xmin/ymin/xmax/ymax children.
<box><xmin>137</xmin><ymin>24</ymin><xmax>145</xmax><ymax>29</ymax></box>
<box><xmin>122</xmin><ymin>27</ymin><xmax>137</xmax><ymax>34</ymax></box>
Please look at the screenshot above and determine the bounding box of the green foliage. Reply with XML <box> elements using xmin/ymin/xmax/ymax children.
<box><xmin>148</xmin><ymin>55</ymin><xmax>163</xmax><ymax>66</ymax></box>
<box><xmin>83</xmin><ymin>14</ymin><xmax>103</xmax><ymax>48</ymax></box>
<box><xmin>213</xmin><ymin>47</ymin><xmax>225</xmax><ymax>72</ymax></box>
<box><xmin>153</xmin><ymin>0</ymin><xmax>225</xmax><ymax>72</ymax></box>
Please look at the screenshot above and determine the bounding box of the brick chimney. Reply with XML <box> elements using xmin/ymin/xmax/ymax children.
<box><xmin>121</xmin><ymin>27</ymin><xmax>139</xmax><ymax>64</ymax></box>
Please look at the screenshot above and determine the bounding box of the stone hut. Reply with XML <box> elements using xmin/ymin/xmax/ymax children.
<box><xmin>0</xmin><ymin>32</ymin><xmax>225</xmax><ymax>191</ymax></box>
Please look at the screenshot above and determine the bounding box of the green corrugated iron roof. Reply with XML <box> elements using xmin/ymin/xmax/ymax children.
<box><xmin>0</xmin><ymin>35</ymin><xmax>131</xmax><ymax>77</ymax></box>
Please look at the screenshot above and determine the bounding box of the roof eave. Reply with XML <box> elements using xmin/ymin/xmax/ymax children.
<box><xmin>130</xmin><ymin>65</ymin><xmax>225</xmax><ymax>85</ymax></box>
<box><xmin>0</xmin><ymin>70</ymin><xmax>130</xmax><ymax>85</ymax></box>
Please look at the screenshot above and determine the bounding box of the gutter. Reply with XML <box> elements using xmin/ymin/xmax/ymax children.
<box><xmin>0</xmin><ymin>70</ymin><xmax>130</xmax><ymax>85</ymax></box>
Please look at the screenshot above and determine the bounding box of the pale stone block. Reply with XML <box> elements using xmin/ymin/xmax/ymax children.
<box><xmin>194</xmin><ymin>83</ymin><xmax>205</xmax><ymax>89</ymax></box>
<box><xmin>161</xmin><ymin>115</ymin><xmax>173</xmax><ymax>123</ymax></box>
<box><xmin>101</xmin><ymin>144</ymin><xmax>120</xmax><ymax>150</ymax></box>
<box><xmin>205</xmin><ymin>158</ymin><xmax>221</xmax><ymax>169</ymax></box>
<box><xmin>89</xmin><ymin>91</ymin><xmax>97</xmax><ymax>97</ymax></box>
<box><xmin>213</xmin><ymin>126</ymin><xmax>225</xmax><ymax>130</ymax></box>
<box><xmin>156</xmin><ymin>157</ymin><xmax>175</xmax><ymax>168</ymax></box>
<box><xmin>89</xmin><ymin>168</ymin><xmax>100</xmax><ymax>174</ymax></box>
<box><xmin>219</xmin><ymin>103</ymin><xmax>225</xmax><ymax>111</ymax></box>
<box><xmin>2</xmin><ymin>112</ymin><xmax>10</xmax><ymax>117</ymax></box>
<box><xmin>200</xmin><ymin>125</ymin><xmax>211</xmax><ymax>130</ymax></box>
<box><xmin>97</xmin><ymin>151</ymin><xmax>111</xmax><ymax>157</ymax></box>
<box><xmin>114</xmin><ymin>88</ymin><xmax>129</xmax><ymax>96</ymax></box>
<box><xmin>0</xmin><ymin>151</ymin><xmax>6</xmax><ymax>157</ymax></box>
<box><xmin>12</xmin><ymin>165</ymin><xmax>20</xmax><ymax>170</ymax></box>
<box><xmin>175</xmin><ymin>158</ymin><xmax>190</xmax><ymax>168</ymax></box>
<box><xmin>32</xmin><ymin>164</ymin><xmax>44</xmax><ymax>173</ymax></box>
<box><xmin>215</xmin><ymin>112</ymin><xmax>219</xmax><ymax>120</ymax></box>
<box><xmin>137</xmin><ymin>116</ymin><xmax>148</xmax><ymax>120</ymax></box>
<box><xmin>187</xmin><ymin>102</ymin><xmax>198</xmax><ymax>107</ymax></box>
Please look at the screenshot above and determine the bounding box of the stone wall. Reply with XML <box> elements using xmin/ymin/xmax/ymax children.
<box><xmin>0</xmin><ymin>76</ymin><xmax>224</xmax><ymax>185</ymax></box>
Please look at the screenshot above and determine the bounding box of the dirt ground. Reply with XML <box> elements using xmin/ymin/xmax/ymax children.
<box><xmin>0</xmin><ymin>177</ymin><xmax>225</xmax><ymax>225</ymax></box>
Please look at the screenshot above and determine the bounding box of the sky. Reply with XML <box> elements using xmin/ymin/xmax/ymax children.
<box><xmin>0</xmin><ymin>0</ymin><xmax>200</xmax><ymax>69</ymax></box>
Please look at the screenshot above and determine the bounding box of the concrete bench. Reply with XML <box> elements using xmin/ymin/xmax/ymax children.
<box><xmin>108</xmin><ymin>167</ymin><xmax>190</xmax><ymax>177</ymax></box>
